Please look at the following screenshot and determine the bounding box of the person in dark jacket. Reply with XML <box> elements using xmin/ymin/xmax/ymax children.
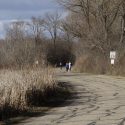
<box><xmin>66</xmin><ymin>63</ymin><xmax>69</xmax><ymax>72</ymax></box>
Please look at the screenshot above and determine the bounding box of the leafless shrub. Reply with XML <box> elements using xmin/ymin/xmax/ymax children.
<box><xmin>74</xmin><ymin>53</ymin><xmax>109</xmax><ymax>74</ymax></box>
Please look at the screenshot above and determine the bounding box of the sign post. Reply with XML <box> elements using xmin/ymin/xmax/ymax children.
<box><xmin>110</xmin><ymin>51</ymin><xmax>116</xmax><ymax>74</ymax></box>
<box><xmin>111</xmin><ymin>59</ymin><xmax>115</xmax><ymax>65</ymax></box>
<box><xmin>110</xmin><ymin>51</ymin><xmax>116</xmax><ymax>65</ymax></box>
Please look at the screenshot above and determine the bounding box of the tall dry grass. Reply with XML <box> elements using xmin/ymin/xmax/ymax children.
<box><xmin>0</xmin><ymin>68</ymin><xmax>56</xmax><ymax>119</ymax></box>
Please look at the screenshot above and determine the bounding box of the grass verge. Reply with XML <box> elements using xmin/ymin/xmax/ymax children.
<box><xmin>0</xmin><ymin>68</ymin><xmax>71</xmax><ymax>122</ymax></box>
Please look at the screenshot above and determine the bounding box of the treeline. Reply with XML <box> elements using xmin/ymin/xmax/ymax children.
<box><xmin>57</xmin><ymin>0</ymin><xmax>125</xmax><ymax>75</ymax></box>
<box><xmin>1</xmin><ymin>0</ymin><xmax>125</xmax><ymax>74</ymax></box>
<box><xmin>0</xmin><ymin>13</ymin><xmax>75</xmax><ymax>68</ymax></box>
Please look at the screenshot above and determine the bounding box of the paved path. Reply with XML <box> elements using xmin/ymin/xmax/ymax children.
<box><xmin>18</xmin><ymin>72</ymin><xmax>125</xmax><ymax>125</ymax></box>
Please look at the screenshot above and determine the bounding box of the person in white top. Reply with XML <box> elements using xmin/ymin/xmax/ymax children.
<box><xmin>68</xmin><ymin>62</ymin><xmax>72</xmax><ymax>71</ymax></box>
<box><xmin>59</xmin><ymin>62</ymin><xmax>62</xmax><ymax>70</ymax></box>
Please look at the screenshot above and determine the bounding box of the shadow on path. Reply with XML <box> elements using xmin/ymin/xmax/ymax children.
<box><xmin>1</xmin><ymin>81</ymin><xmax>75</xmax><ymax>125</ymax></box>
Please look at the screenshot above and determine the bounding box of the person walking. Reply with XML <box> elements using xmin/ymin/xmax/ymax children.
<box><xmin>68</xmin><ymin>62</ymin><xmax>72</xmax><ymax>71</ymax></box>
<box><xmin>66</xmin><ymin>62</ymin><xmax>69</xmax><ymax>72</ymax></box>
<box><xmin>59</xmin><ymin>62</ymin><xmax>62</xmax><ymax>70</ymax></box>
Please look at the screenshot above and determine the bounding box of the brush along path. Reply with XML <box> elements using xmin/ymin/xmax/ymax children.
<box><xmin>18</xmin><ymin>72</ymin><xmax>125</xmax><ymax>125</ymax></box>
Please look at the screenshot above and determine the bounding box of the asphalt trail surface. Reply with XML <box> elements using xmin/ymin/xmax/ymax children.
<box><xmin>18</xmin><ymin>72</ymin><xmax>125</xmax><ymax>125</ymax></box>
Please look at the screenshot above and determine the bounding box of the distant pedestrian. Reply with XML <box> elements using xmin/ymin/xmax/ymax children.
<box><xmin>68</xmin><ymin>62</ymin><xmax>72</xmax><ymax>71</ymax></box>
<box><xmin>59</xmin><ymin>62</ymin><xmax>62</xmax><ymax>70</ymax></box>
<box><xmin>66</xmin><ymin>63</ymin><xmax>69</xmax><ymax>72</ymax></box>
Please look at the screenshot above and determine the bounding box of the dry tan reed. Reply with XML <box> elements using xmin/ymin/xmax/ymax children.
<box><xmin>0</xmin><ymin>68</ymin><xmax>56</xmax><ymax>119</ymax></box>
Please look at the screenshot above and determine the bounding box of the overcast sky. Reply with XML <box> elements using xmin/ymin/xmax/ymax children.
<box><xmin>0</xmin><ymin>0</ymin><xmax>60</xmax><ymax>38</ymax></box>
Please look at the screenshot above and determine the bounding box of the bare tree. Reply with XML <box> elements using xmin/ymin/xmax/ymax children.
<box><xmin>27</xmin><ymin>17</ymin><xmax>47</xmax><ymax>64</ymax></box>
<box><xmin>44</xmin><ymin>12</ymin><xmax>61</xmax><ymax>49</ymax></box>
<box><xmin>28</xmin><ymin>17</ymin><xmax>45</xmax><ymax>46</ymax></box>
<box><xmin>119</xmin><ymin>0</ymin><xmax>125</xmax><ymax>44</ymax></box>
<box><xmin>58</xmin><ymin>0</ymin><xmax>123</xmax><ymax>56</ymax></box>
<box><xmin>4</xmin><ymin>21</ymin><xmax>39</xmax><ymax>67</ymax></box>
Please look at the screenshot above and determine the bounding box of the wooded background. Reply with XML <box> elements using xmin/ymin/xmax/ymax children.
<box><xmin>0</xmin><ymin>0</ymin><xmax>125</xmax><ymax>74</ymax></box>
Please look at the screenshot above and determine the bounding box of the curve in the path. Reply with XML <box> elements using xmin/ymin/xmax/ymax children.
<box><xmin>18</xmin><ymin>73</ymin><xmax>125</xmax><ymax>125</ymax></box>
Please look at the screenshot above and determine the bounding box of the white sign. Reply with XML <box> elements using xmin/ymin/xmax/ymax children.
<box><xmin>110</xmin><ymin>51</ymin><xmax>116</xmax><ymax>59</ymax></box>
<box><xmin>111</xmin><ymin>59</ymin><xmax>115</xmax><ymax>65</ymax></box>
